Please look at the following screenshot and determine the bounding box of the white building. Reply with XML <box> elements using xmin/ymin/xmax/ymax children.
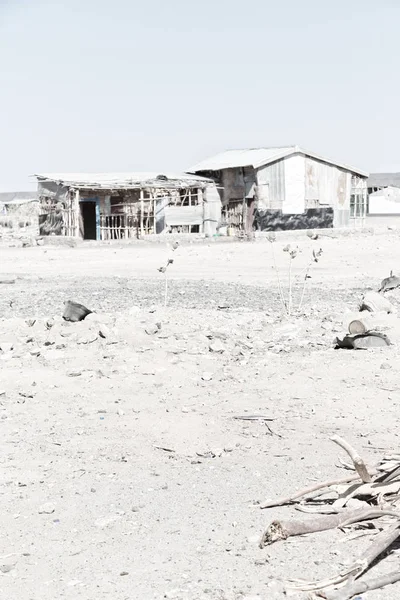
<box><xmin>188</xmin><ymin>146</ymin><xmax>368</xmax><ymax>231</ymax></box>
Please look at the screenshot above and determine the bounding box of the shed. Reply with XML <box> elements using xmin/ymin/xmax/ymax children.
<box><xmin>188</xmin><ymin>146</ymin><xmax>368</xmax><ymax>231</ymax></box>
<box><xmin>34</xmin><ymin>173</ymin><xmax>221</xmax><ymax>240</ymax></box>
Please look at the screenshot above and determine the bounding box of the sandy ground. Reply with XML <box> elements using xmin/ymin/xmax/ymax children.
<box><xmin>1</xmin><ymin>233</ymin><xmax>400</xmax><ymax>600</ymax></box>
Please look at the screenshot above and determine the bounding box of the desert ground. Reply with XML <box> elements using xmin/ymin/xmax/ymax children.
<box><xmin>1</xmin><ymin>230</ymin><xmax>400</xmax><ymax>600</ymax></box>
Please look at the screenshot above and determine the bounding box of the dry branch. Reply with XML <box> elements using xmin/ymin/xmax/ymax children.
<box><xmin>287</xmin><ymin>522</ymin><xmax>400</xmax><ymax>593</ymax></box>
<box><xmin>321</xmin><ymin>570</ymin><xmax>400</xmax><ymax>600</ymax></box>
<box><xmin>330</xmin><ymin>435</ymin><xmax>372</xmax><ymax>483</ymax></box>
<box><xmin>259</xmin><ymin>507</ymin><xmax>396</xmax><ymax>549</ymax></box>
<box><xmin>260</xmin><ymin>474</ymin><xmax>364</xmax><ymax>509</ymax></box>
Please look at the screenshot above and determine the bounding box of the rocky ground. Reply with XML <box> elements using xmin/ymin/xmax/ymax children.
<box><xmin>1</xmin><ymin>233</ymin><xmax>400</xmax><ymax>600</ymax></box>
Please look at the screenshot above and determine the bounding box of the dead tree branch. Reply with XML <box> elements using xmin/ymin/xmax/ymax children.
<box><xmin>260</xmin><ymin>474</ymin><xmax>363</xmax><ymax>509</ymax></box>
<box><xmin>287</xmin><ymin>522</ymin><xmax>400</xmax><ymax>593</ymax></box>
<box><xmin>330</xmin><ymin>435</ymin><xmax>372</xmax><ymax>483</ymax></box>
<box><xmin>321</xmin><ymin>569</ymin><xmax>400</xmax><ymax>600</ymax></box>
<box><xmin>260</xmin><ymin>507</ymin><xmax>396</xmax><ymax>548</ymax></box>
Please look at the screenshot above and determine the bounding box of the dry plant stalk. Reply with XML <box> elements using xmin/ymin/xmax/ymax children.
<box><xmin>267</xmin><ymin>234</ymin><xmax>323</xmax><ymax>316</ymax></box>
<box><xmin>158</xmin><ymin>241</ymin><xmax>179</xmax><ymax>307</ymax></box>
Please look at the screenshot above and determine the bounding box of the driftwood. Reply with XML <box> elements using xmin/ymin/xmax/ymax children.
<box><xmin>331</xmin><ymin>435</ymin><xmax>372</xmax><ymax>483</ymax></box>
<box><xmin>260</xmin><ymin>474</ymin><xmax>369</xmax><ymax>509</ymax></box>
<box><xmin>259</xmin><ymin>436</ymin><xmax>400</xmax><ymax>598</ymax></box>
<box><xmin>259</xmin><ymin>507</ymin><xmax>395</xmax><ymax>548</ymax></box>
<box><xmin>287</xmin><ymin>522</ymin><xmax>400</xmax><ymax>593</ymax></box>
<box><xmin>321</xmin><ymin>570</ymin><xmax>400</xmax><ymax>600</ymax></box>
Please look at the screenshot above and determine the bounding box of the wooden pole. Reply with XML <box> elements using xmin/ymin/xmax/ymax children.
<box><xmin>140</xmin><ymin>189</ymin><xmax>144</xmax><ymax>236</ymax></box>
<box><xmin>74</xmin><ymin>190</ymin><xmax>80</xmax><ymax>238</ymax></box>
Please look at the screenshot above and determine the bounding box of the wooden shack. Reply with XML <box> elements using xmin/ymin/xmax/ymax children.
<box><xmin>35</xmin><ymin>172</ymin><xmax>221</xmax><ymax>240</ymax></box>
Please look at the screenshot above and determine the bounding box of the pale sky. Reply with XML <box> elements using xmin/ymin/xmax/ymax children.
<box><xmin>0</xmin><ymin>0</ymin><xmax>398</xmax><ymax>191</ymax></box>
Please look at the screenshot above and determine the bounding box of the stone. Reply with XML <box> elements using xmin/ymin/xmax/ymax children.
<box><xmin>209</xmin><ymin>339</ymin><xmax>225</xmax><ymax>354</ymax></box>
<box><xmin>0</xmin><ymin>563</ymin><xmax>15</xmax><ymax>573</ymax></box>
<box><xmin>38</xmin><ymin>502</ymin><xmax>56</xmax><ymax>514</ymax></box>
<box><xmin>201</xmin><ymin>372</ymin><xmax>213</xmax><ymax>381</ymax></box>
<box><xmin>99</xmin><ymin>325</ymin><xmax>111</xmax><ymax>339</ymax></box>
<box><xmin>67</xmin><ymin>370</ymin><xmax>82</xmax><ymax>377</ymax></box>
<box><xmin>0</xmin><ymin>341</ymin><xmax>14</xmax><ymax>353</ymax></box>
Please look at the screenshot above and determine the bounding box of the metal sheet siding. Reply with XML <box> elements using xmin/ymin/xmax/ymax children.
<box><xmin>283</xmin><ymin>155</ymin><xmax>305</xmax><ymax>214</ymax></box>
<box><xmin>164</xmin><ymin>205</ymin><xmax>203</xmax><ymax>226</ymax></box>
<box><xmin>305</xmin><ymin>157</ymin><xmax>350</xmax><ymax>208</ymax></box>
<box><xmin>256</xmin><ymin>161</ymin><xmax>285</xmax><ymax>209</ymax></box>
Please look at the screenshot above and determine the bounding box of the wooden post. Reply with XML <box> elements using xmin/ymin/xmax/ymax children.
<box><xmin>74</xmin><ymin>190</ymin><xmax>80</xmax><ymax>238</ymax></box>
<box><xmin>199</xmin><ymin>188</ymin><xmax>204</xmax><ymax>234</ymax></box>
<box><xmin>140</xmin><ymin>189</ymin><xmax>144</xmax><ymax>236</ymax></box>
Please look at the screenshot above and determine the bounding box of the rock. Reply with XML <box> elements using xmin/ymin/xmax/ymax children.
<box><xmin>145</xmin><ymin>323</ymin><xmax>161</xmax><ymax>335</ymax></box>
<box><xmin>0</xmin><ymin>390</ymin><xmax>5</xmax><ymax>397</ymax></box>
<box><xmin>99</xmin><ymin>325</ymin><xmax>111</xmax><ymax>339</ymax></box>
<box><xmin>38</xmin><ymin>502</ymin><xmax>56</xmax><ymax>514</ymax></box>
<box><xmin>360</xmin><ymin>291</ymin><xmax>395</xmax><ymax>314</ymax></box>
<box><xmin>0</xmin><ymin>277</ymin><xmax>16</xmax><ymax>284</ymax></box>
<box><xmin>0</xmin><ymin>563</ymin><xmax>15</xmax><ymax>573</ymax></box>
<box><xmin>209</xmin><ymin>339</ymin><xmax>225</xmax><ymax>353</ymax></box>
<box><xmin>201</xmin><ymin>372</ymin><xmax>213</xmax><ymax>381</ymax></box>
<box><xmin>0</xmin><ymin>341</ymin><xmax>14</xmax><ymax>353</ymax></box>
<box><xmin>67</xmin><ymin>370</ymin><xmax>82</xmax><ymax>377</ymax></box>
<box><xmin>211</xmin><ymin>448</ymin><xmax>224</xmax><ymax>457</ymax></box>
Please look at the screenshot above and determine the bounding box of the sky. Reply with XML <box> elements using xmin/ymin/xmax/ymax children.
<box><xmin>0</xmin><ymin>0</ymin><xmax>398</xmax><ymax>191</ymax></box>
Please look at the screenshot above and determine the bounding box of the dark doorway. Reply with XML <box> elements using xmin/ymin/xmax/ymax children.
<box><xmin>80</xmin><ymin>202</ymin><xmax>97</xmax><ymax>240</ymax></box>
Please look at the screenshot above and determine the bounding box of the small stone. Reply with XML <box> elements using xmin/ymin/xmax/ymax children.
<box><xmin>0</xmin><ymin>390</ymin><xmax>5</xmax><ymax>397</ymax></box>
<box><xmin>99</xmin><ymin>325</ymin><xmax>111</xmax><ymax>339</ymax></box>
<box><xmin>0</xmin><ymin>341</ymin><xmax>14</xmax><ymax>353</ymax></box>
<box><xmin>211</xmin><ymin>448</ymin><xmax>224</xmax><ymax>457</ymax></box>
<box><xmin>0</xmin><ymin>564</ymin><xmax>15</xmax><ymax>573</ymax></box>
<box><xmin>120</xmin><ymin>571</ymin><xmax>129</xmax><ymax>576</ymax></box>
<box><xmin>38</xmin><ymin>502</ymin><xmax>56</xmax><ymax>514</ymax></box>
<box><xmin>67</xmin><ymin>370</ymin><xmax>82</xmax><ymax>377</ymax></box>
<box><xmin>209</xmin><ymin>339</ymin><xmax>225</xmax><ymax>354</ymax></box>
<box><xmin>201</xmin><ymin>372</ymin><xmax>213</xmax><ymax>381</ymax></box>
<box><xmin>145</xmin><ymin>325</ymin><xmax>159</xmax><ymax>336</ymax></box>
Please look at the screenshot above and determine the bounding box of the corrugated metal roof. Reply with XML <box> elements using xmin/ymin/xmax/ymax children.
<box><xmin>34</xmin><ymin>172</ymin><xmax>213</xmax><ymax>190</ymax></box>
<box><xmin>188</xmin><ymin>145</ymin><xmax>368</xmax><ymax>177</ymax></box>
<box><xmin>367</xmin><ymin>173</ymin><xmax>400</xmax><ymax>189</ymax></box>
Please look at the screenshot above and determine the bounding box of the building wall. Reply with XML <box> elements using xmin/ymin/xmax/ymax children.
<box><xmin>369</xmin><ymin>187</ymin><xmax>400</xmax><ymax>215</ymax></box>
<box><xmin>221</xmin><ymin>167</ymin><xmax>256</xmax><ymax>206</ymax></box>
<box><xmin>255</xmin><ymin>160</ymin><xmax>285</xmax><ymax>209</ymax></box>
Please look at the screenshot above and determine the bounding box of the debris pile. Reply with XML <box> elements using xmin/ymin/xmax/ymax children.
<box><xmin>259</xmin><ymin>436</ymin><xmax>400</xmax><ymax>599</ymax></box>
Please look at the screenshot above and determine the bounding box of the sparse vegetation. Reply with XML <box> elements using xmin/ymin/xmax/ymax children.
<box><xmin>268</xmin><ymin>233</ymin><xmax>323</xmax><ymax>316</ymax></box>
